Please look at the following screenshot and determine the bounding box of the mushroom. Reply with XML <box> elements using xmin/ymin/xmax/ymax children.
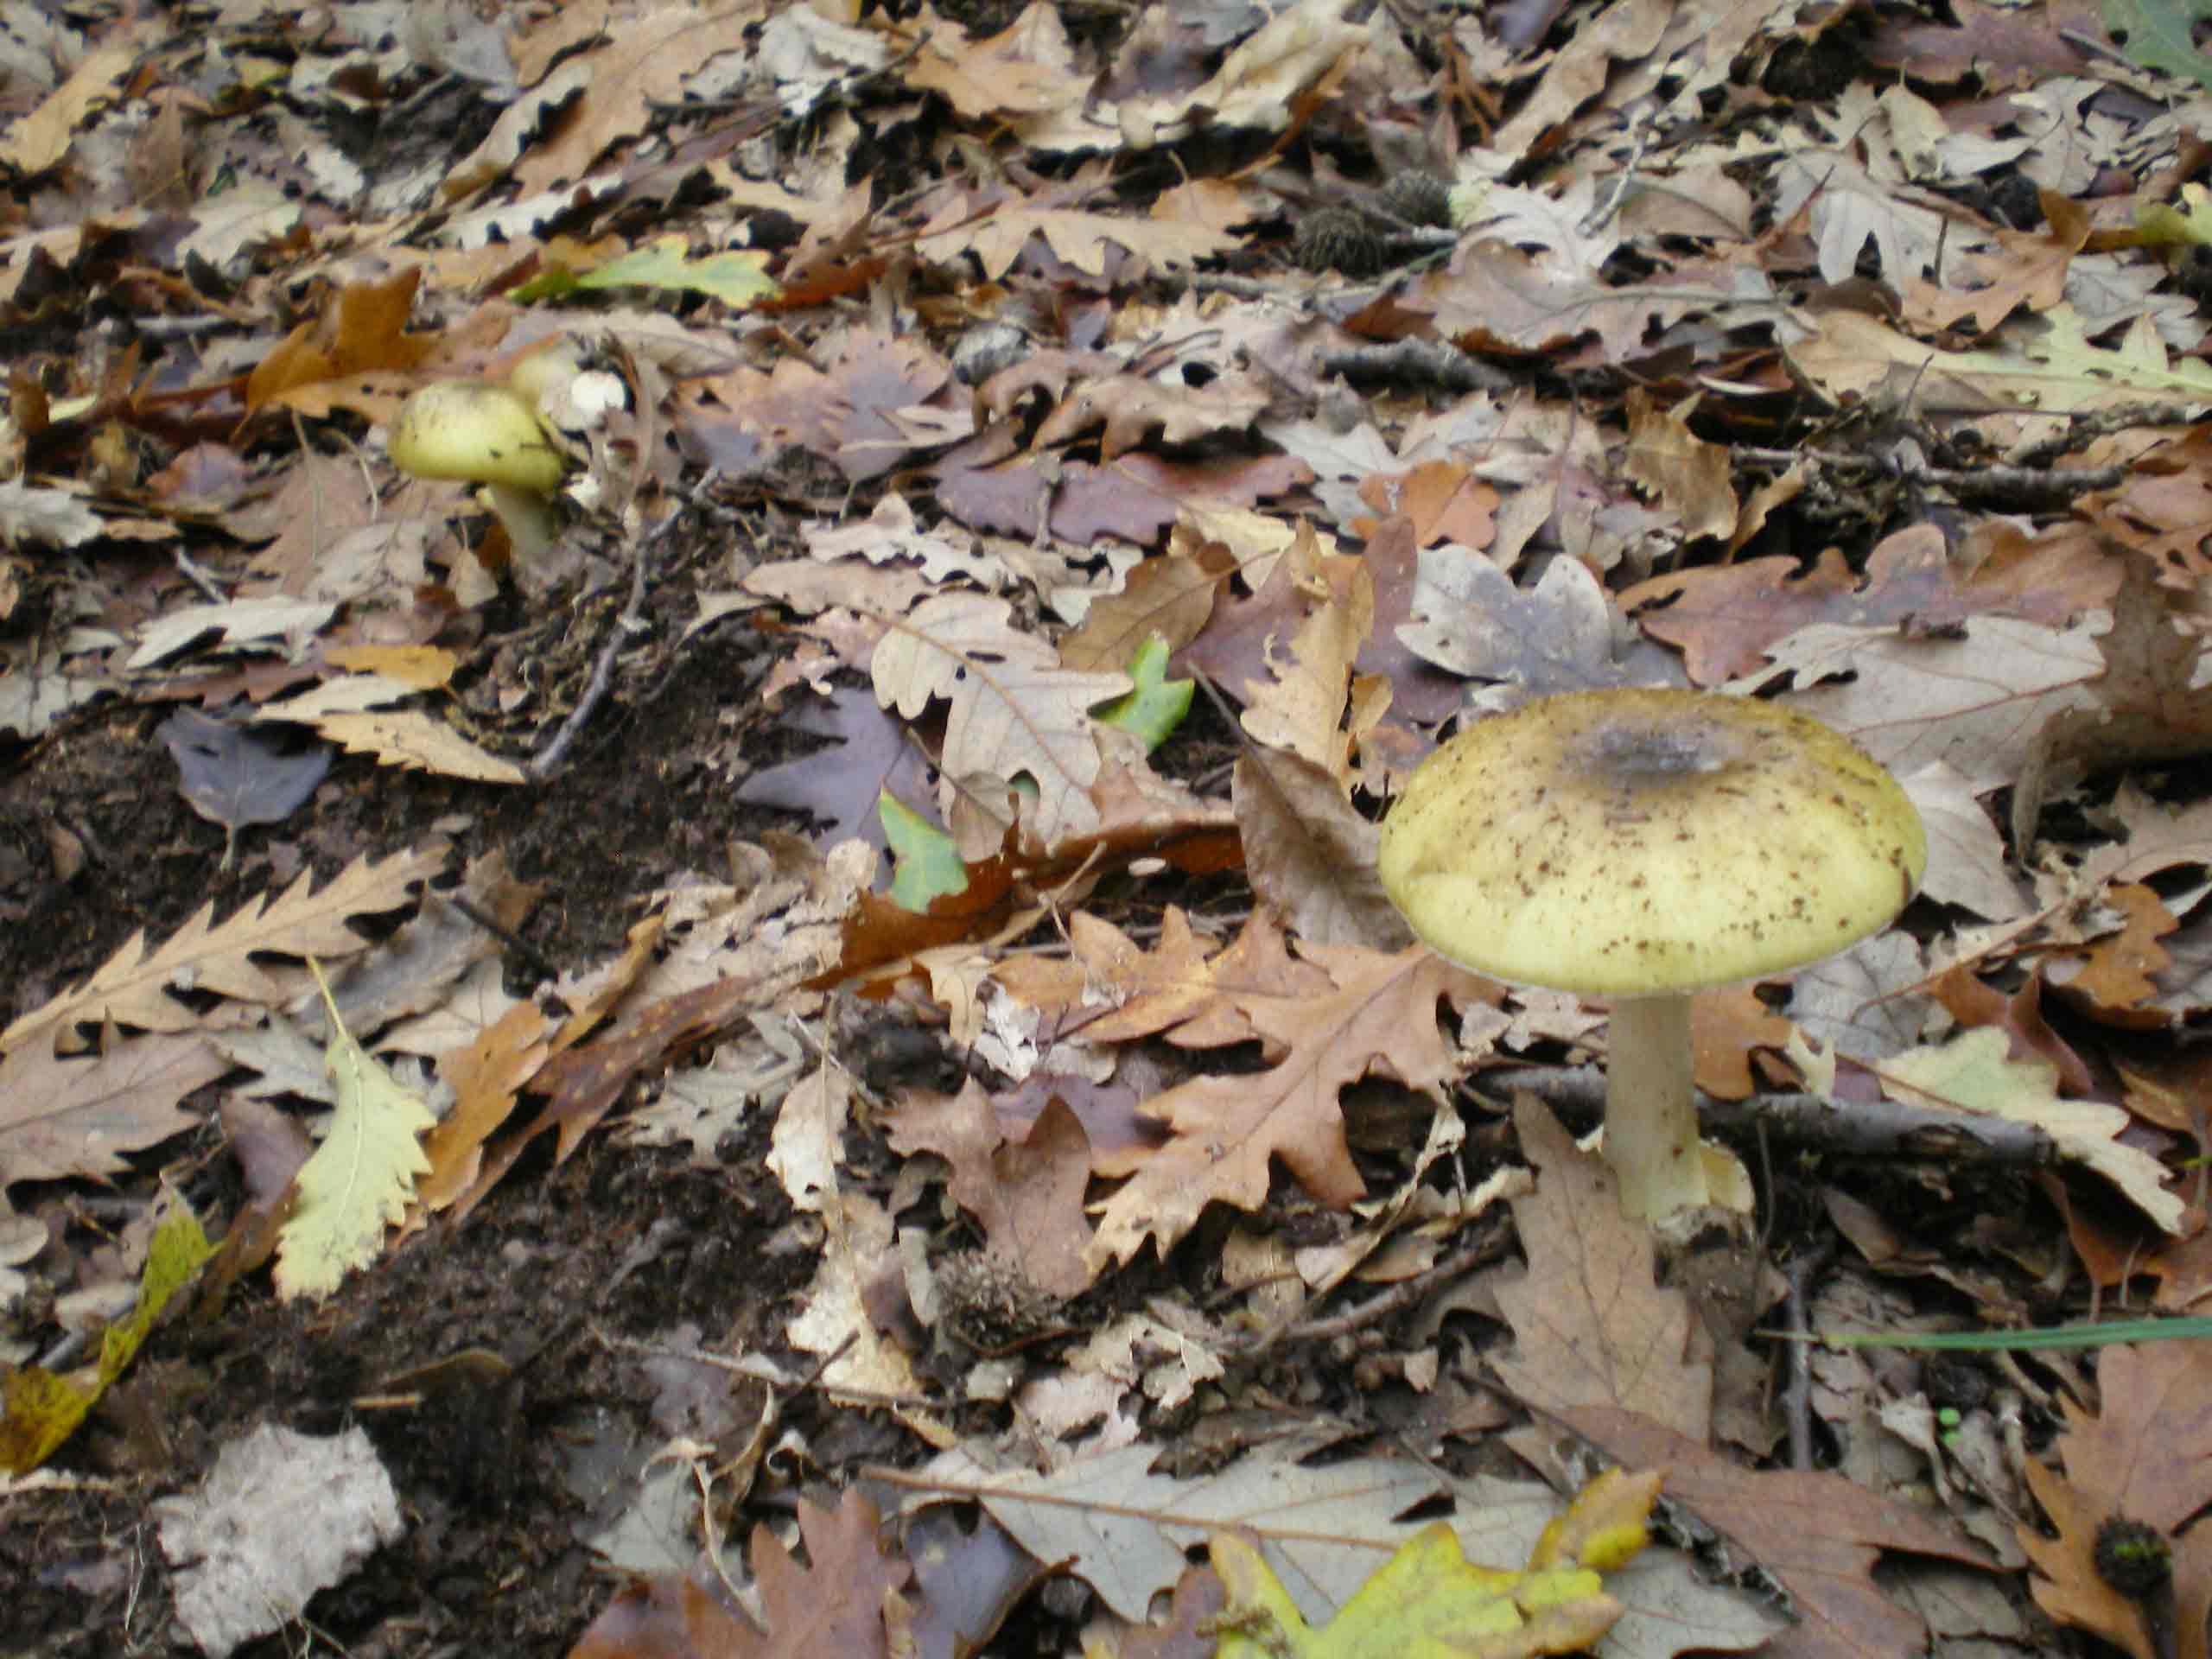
<box><xmin>387</xmin><ymin>379</ymin><xmax>566</xmax><ymax>563</ymax></box>
<box><xmin>1377</xmin><ymin>689</ymin><xmax>1925</xmax><ymax>1224</ymax></box>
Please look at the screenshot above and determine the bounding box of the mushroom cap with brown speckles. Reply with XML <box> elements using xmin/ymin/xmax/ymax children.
<box><xmin>1377</xmin><ymin>689</ymin><xmax>1926</xmax><ymax>996</ymax></box>
<box><xmin>388</xmin><ymin>380</ymin><xmax>564</xmax><ymax>495</ymax></box>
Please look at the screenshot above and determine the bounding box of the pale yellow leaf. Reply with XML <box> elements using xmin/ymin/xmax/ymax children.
<box><xmin>1879</xmin><ymin>1027</ymin><xmax>2185</xmax><ymax>1233</ymax></box>
<box><xmin>304</xmin><ymin>712</ymin><xmax>527</xmax><ymax>784</ymax></box>
<box><xmin>274</xmin><ymin>963</ymin><xmax>436</xmax><ymax>1300</ymax></box>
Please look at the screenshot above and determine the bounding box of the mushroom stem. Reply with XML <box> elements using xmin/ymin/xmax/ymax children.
<box><xmin>482</xmin><ymin>481</ymin><xmax>560</xmax><ymax>563</ymax></box>
<box><xmin>1604</xmin><ymin>995</ymin><xmax>1709</xmax><ymax>1221</ymax></box>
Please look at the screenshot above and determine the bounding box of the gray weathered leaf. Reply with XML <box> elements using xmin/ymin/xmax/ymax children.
<box><xmin>160</xmin><ymin>709</ymin><xmax>331</xmax><ymax>832</ymax></box>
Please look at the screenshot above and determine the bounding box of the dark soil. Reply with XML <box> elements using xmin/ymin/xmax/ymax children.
<box><xmin>0</xmin><ymin>511</ymin><xmax>938</xmax><ymax>1656</ymax></box>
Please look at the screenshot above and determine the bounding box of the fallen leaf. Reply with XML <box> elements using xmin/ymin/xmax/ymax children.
<box><xmin>274</xmin><ymin>963</ymin><xmax>435</xmax><ymax>1300</ymax></box>
<box><xmin>1628</xmin><ymin>525</ymin><xmax>2120</xmax><ymax>687</ymax></box>
<box><xmin>1878</xmin><ymin>1027</ymin><xmax>2185</xmax><ymax>1233</ymax></box>
<box><xmin>1398</xmin><ymin>542</ymin><xmax>1640</xmax><ymax>699</ymax></box>
<box><xmin>1233</xmin><ymin>752</ymin><xmax>1412</xmax><ymax>950</ymax></box>
<box><xmin>0</xmin><ymin>41</ymin><xmax>137</xmax><ymax>174</ymax></box>
<box><xmin>573</xmin><ymin>1490</ymin><xmax>912</xmax><ymax>1659</ymax></box>
<box><xmin>1</xmin><ymin>843</ymin><xmax>450</xmax><ymax>1053</ymax></box>
<box><xmin>1238</xmin><ymin>558</ymin><xmax>1372</xmax><ymax>786</ymax></box>
<box><xmin>0</xmin><ymin>1033</ymin><xmax>226</xmax><ymax>1187</ymax></box>
<box><xmin>2018</xmin><ymin>1342</ymin><xmax>2212</xmax><ymax>1659</ymax></box>
<box><xmin>872</xmin><ymin>590</ymin><xmax>1130</xmax><ymax>855</ymax></box>
<box><xmin>1086</xmin><ymin>942</ymin><xmax>1488</xmax><ymax>1268</ymax></box>
<box><xmin>1624</xmin><ymin>389</ymin><xmax>1738</xmax><ymax>543</ymax></box>
<box><xmin>1209</xmin><ymin>1499</ymin><xmax>1629</xmax><ymax>1659</ymax></box>
<box><xmin>154</xmin><ymin>1425</ymin><xmax>403</xmax><ymax>1659</ymax></box>
<box><xmin>0</xmin><ymin>1202</ymin><xmax>213</xmax><ymax>1474</ymax></box>
<box><xmin>160</xmin><ymin>709</ymin><xmax>331</xmax><ymax>836</ymax></box>
<box><xmin>990</xmin><ymin>906</ymin><xmax>1331</xmax><ymax>1053</ymax></box>
<box><xmin>1566</xmin><ymin>1408</ymin><xmax>1991</xmax><ymax>1659</ymax></box>
<box><xmin>887</xmin><ymin>1084</ymin><xmax>1096</xmax><ymax>1296</ymax></box>
<box><xmin>1491</xmin><ymin>1098</ymin><xmax>1713</xmax><ymax>1442</ymax></box>
<box><xmin>301</xmin><ymin>710</ymin><xmax>528</xmax><ymax>784</ymax></box>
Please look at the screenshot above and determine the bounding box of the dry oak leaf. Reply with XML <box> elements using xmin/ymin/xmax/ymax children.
<box><xmin>243</xmin><ymin>269</ymin><xmax>436</xmax><ymax>420</ymax></box>
<box><xmin>1</xmin><ymin>843</ymin><xmax>450</xmax><ymax>1056</ymax></box>
<box><xmin>0</xmin><ymin>1033</ymin><xmax>226</xmax><ymax>1188</ymax></box>
<box><xmin>2018</xmin><ymin>1341</ymin><xmax>2212</xmax><ymax>1659</ymax></box>
<box><xmin>1491</xmin><ymin>1098</ymin><xmax>1713</xmax><ymax>1443</ymax></box>
<box><xmin>2077</xmin><ymin>785</ymin><xmax>2212</xmax><ymax>890</ymax></box>
<box><xmin>1624</xmin><ymin>388</ymin><xmax>1738</xmax><ymax>544</ymax></box>
<box><xmin>1057</xmin><ymin>539</ymin><xmax>1224</xmax><ymax>672</ymax></box>
<box><xmin>449</xmin><ymin>842</ymin><xmax>865</xmax><ymax>1218</ymax></box>
<box><xmin>1567</xmin><ymin>1408</ymin><xmax>1991</xmax><ymax>1659</ymax></box>
<box><xmin>1032</xmin><ymin>367</ymin><xmax>1273</xmax><ymax>461</ymax></box>
<box><xmin>917</xmin><ymin>200</ymin><xmax>1242</xmax><ymax>281</ymax></box>
<box><xmin>1233</xmin><ymin>751</ymin><xmax>1414</xmax><ymax>951</ymax></box>
<box><xmin>1351</xmin><ymin>460</ymin><xmax>1500</xmax><ymax>550</ymax></box>
<box><xmin>1238</xmin><ymin>558</ymin><xmax>1374</xmax><ymax>787</ymax></box>
<box><xmin>871</xmin><ymin>591</ymin><xmax>1130</xmax><ymax>856</ymax></box>
<box><xmin>494</xmin><ymin>5</ymin><xmax>731</xmax><ymax>197</ymax></box>
<box><xmin>1903</xmin><ymin>189</ymin><xmax>2085</xmax><ymax>335</ymax></box>
<box><xmin>2054</xmin><ymin>882</ymin><xmax>2180</xmax><ymax>1022</ymax></box>
<box><xmin>410</xmin><ymin>1000</ymin><xmax>553</xmax><ymax>1224</ymax></box>
<box><xmin>1085</xmin><ymin>941</ymin><xmax>1491</xmax><ymax>1269</ymax></box>
<box><xmin>1626</xmin><ymin>523</ymin><xmax>2120</xmax><ymax>687</ymax></box>
<box><xmin>991</xmin><ymin>905</ymin><xmax>1335</xmax><ymax>1054</ymax></box>
<box><xmin>990</xmin><ymin>906</ymin><xmax>1230</xmax><ymax>1041</ymax></box>
<box><xmin>0</xmin><ymin>40</ymin><xmax>137</xmax><ymax>175</ymax></box>
<box><xmin>294</xmin><ymin>710</ymin><xmax>527</xmax><ymax>784</ymax></box>
<box><xmin>886</xmin><ymin>1085</ymin><xmax>1096</xmax><ymax>1297</ymax></box>
<box><xmin>738</xmin><ymin>1488</ymin><xmax>915</xmax><ymax>1659</ymax></box>
<box><xmin>1751</xmin><ymin>613</ymin><xmax>2105</xmax><ymax>795</ymax></box>
<box><xmin>1114</xmin><ymin>0</ymin><xmax>1364</xmax><ymax>148</ymax></box>
<box><xmin>571</xmin><ymin>1490</ymin><xmax>911</xmax><ymax>1659</ymax></box>
<box><xmin>900</xmin><ymin>0</ymin><xmax>1088</xmax><ymax>118</ymax></box>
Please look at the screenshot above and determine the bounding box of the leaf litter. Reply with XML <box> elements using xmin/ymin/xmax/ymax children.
<box><xmin>5</xmin><ymin>0</ymin><xmax>2212</xmax><ymax>1655</ymax></box>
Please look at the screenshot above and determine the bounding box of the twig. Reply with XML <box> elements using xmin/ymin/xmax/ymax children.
<box><xmin>526</xmin><ymin>507</ymin><xmax>674</xmax><ymax>780</ymax></box>
<box><xmin>171</xmin><ymin>546</ymin><xmax>229</xmax><ymax>604</ymax></box>
<box><xmin>448</xmin><ymin>894</ymin><xmax>562</xmax><ymax>982</ymax></box>
<box><xmin>1733</xmin><ymin>445</ymin><xmax>2126</xmax><ymax>505</ymax></box>
<box><xmin>1229</xmin><ymin>1230</ymin><xmax>1509</xmax><ymax>1355</ymax></box>
<box><xmin>1580</xmin><ymin>114</ymin><xmax>1655</xmax><ymax>238</ymax></box>
<box><xmin>1779</xmin><ymin>1243</ymin><xmax>1833</xmax><ymax>1471</ymax></box>
<box><xmin>1465</xmin><ymin>1064</ymin><xmax>2056</xmax><ymax>1165</ymax></box>
<box><xmin>1316</xmin><ymin>338</ymin><xmax>1512</xmax><ymax>394</ymax></box>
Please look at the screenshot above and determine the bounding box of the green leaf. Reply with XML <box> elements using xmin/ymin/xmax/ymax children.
<box><xmin>516</xmin><ymin>234</ymin><xmax>781</xmax><ymax>307</ymax></box>
<box><xmin>273</xmin><ymin>959</ymin><xmax>435</xmax><ymax>1300</ymax></box>
<box><xmin>2103</xmin><ymin>0</ymin><xmax>2212</xmax><ymax>92</ymax></box>
<box><xmin>881</xmin><ymin>791</ymin><xmax>969</xmax><ymax>912</ymax></box>
<box><xmin>1093</xmin><ymin>634</ymin><xmax>1193</xmax><ymax>753</ymax></box>
<box><xmin>99</xmin><ymin>1204</ymin><xmax>215</xmax><ymax>1378</ymax></box>
<box><xmin>0</xmin><ymin>1202</ymin><xmax>213</xmax><ymax>1474</ymax></box>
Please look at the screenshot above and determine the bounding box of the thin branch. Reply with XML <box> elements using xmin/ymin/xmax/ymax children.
<box><xmin>526</xmin><ymin>507</ymin><xmax>675</xmax><ymax>780</ymax></box>
<box><xmin>1466</xmin><ymin>1064</ymin><xmax>2056</xmax><ymax>1165</ymax></box>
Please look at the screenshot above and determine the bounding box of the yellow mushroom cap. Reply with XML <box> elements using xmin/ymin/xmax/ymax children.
<box><xmin>1377</xmin><ymin>689</ymin><xmax>1926</xmax><ymax>997</ymax></box>
<box><xmin>388</xmin><ymin>380</ymin><xmax>564</xmax><ymax>495</ymax></box>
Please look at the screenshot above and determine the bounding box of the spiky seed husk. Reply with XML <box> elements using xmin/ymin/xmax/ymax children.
<box><xmin>1294</xmin><ymin>207</ymin><xmax>1385</xmax><ymax>278</ymax></box>
<box><xmin>1381</xmin><ymin>170</ymin><xmax>1453</xmax><ymax>228</ymax></box>
<box><xmin>2093</xmin><ymin>1517</ymin><xmax>2172</xmax><ymax>1599</ymax></box>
